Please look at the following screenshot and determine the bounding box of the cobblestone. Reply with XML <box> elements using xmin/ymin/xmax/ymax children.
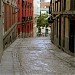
<box><xmin>0</xmin><ymin>37</ymin><xmax>75</xmax><ymax>75</ymax></box>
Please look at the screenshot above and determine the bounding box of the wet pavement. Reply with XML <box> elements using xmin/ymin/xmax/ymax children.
<box><xmin>0</xmin><ymin>37</ymin><xmax>75</xmax><ymax>75</ymax></box>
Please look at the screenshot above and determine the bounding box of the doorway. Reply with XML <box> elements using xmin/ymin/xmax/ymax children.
<box><xmin>69</xmin><ymin>20</ymin><xmax>75</xmax><ymax>53</ymax></box>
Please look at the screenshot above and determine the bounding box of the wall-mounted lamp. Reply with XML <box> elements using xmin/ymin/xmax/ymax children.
<box><xmin>48</xmin><ymin>15</ymin><xmax>54</xmax><ymax>24</ymax></box>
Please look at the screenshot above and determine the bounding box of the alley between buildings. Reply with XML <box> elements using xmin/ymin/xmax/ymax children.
<box><xmin>0</xmin><ymin>37</ymin><xmax>75</xmax><ymax>75</ymax></box>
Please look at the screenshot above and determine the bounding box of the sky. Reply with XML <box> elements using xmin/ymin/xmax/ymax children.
<box><xmin>45</xmin><ymin>0</ymin><xmax>50</xmax><ymax>2</ymax></box>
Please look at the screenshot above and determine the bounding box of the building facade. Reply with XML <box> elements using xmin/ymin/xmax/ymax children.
<box><xmin>0</xmin><ymin>0</ymin><xmax>17</xmax><ymax>61</ymax></box>
<box><xmin>40</xmin><ymin>1</ymin><xmax>50</xmax><ymax>14</ymax></box>
<box><xmin>34</xmin><ymin>0</ymin><xmax>40</xmax><ymax>16</ymax></box>
<box><xmin>17</xmin><ymin>0</ymin><xmax>33</xmax><ymax>38</ymax></box>
<box><xmin>33</xmin><ymin>0</ymin><xmax>40</xmax><ymax>37</ymax></box>
<box><xmin>50</xmin><ymin>0</ymin><xmax>75</xmax><ymax>56</ymax></box>
<box><xmin>40</xmin><ymin>0</ymin><xmax>45</xmax><ymax>2</ymax></box>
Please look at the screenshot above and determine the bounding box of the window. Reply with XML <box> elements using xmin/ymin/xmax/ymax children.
<box><xmin>53</xmin><ymin>3</ymin><xmax>54</xmax><ymax>11</ymax></box>
<box><xmin>22</xmin><ymin>0</ymin><xmax>24</xmax><ymax>7</ymax></box>
<box><xmin>62</xmin><ymin>0</ymin><xmax>66</xmax><ymax>10</ymax></box>
<box><xmin>18</xmin><ymin>0</ymin><xmax>20</xmax><ymax>4</ymax></box>
<box><xmin>70</xmin><ymin>0</ymin><xmax>75</xmax><ymax>10</ymax></box>
<box><xmin>49</xmin><ymin>6</ymin><xmax>52</xmax><ymax>14</ymax></box>
<box><xmin>64</xmin><ymin>0</ymin><xmax>66</xmax><ymax>10</ymax></box>
<box><xmin>18</xmin><ymin>28</ymin><xmax>20</xmax><ymax>35</ymax></box>
<box><xmin>46</xmin><ymin>6</ymin><xmax>49</xmax><ymax>8</ymax></box>
<box><xmin>60</xmin><ymin>0</ymin><xmax>61</xmax><ymax>11</ymax></box>
<box><xmin>55</xmin><ymin>1</ymin><xmax>58</xmax><ymax>11</ymax></box>
<box><xmin>63</xmin><ymin>17</ymin><xmax>65</xmax><ymax>47</ymax></box>
<box><xmin>55</xmin><ymin>1</ymin><xmax>56</xmax><ymax>11</ymax></box>
<box><xmin>18</xmin><ymin>17</ymin><xmax>20</xmax><ymax>22</ymax></box>
<box><xmin>56</xmin><ymin>18</ymin><xmax>58</xmax><ymax>38</ymax></box>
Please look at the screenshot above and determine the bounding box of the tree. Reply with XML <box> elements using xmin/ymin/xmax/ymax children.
<box><xmin>37</xmin><ymin>14</ymin><xmax>49</xmax><ymax>28</ymax></box>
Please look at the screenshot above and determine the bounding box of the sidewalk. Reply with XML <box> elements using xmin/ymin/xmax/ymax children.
<box><xmin>50</xmin><ymin>45</ymin><xmax>75</xmax><ymax>67</ymax></box>
<box><xmin>0</xmin><ymin>39</ymin><xmax>21</xmax><ymax>75</ymax></box>
<box><xmin>0</xmin><ymin>37</ymin><xmax>75</xmax><ymax>75</ymax></box>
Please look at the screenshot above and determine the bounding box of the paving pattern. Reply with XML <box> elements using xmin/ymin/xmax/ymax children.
<box><xmin>0</xmin><ymin>37</ymin><xmax>75</xmax><ymax>75</ymax></box>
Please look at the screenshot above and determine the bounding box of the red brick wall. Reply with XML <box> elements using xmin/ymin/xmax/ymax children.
<box><xmin>40</xmin><ymin>2</ymin><xmax>50</xmax><ymax>8</ymax></box>
<box><xmin>4</xmin><ymin>3</ymin><xmax>17</xmax><ymax>32</ymax></box>
<box><xmin>17</xmin><ymin>0</ymin><xmax>33</xmax><ymax>37</ymax></box>
<box><xmin>3</xmin><ymin>1</ymin><xmax>17</xmax><ymax>49</ymax></box>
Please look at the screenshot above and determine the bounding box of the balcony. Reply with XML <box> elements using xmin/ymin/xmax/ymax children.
<box><xmin>52</xmin><ymin>11</ymin><xmax>62</xmax><ymax>15</ymax></box>
<box><xmin>22</xmin><ymin>16</ymin><xmax>32</xmax><ymax>24</ymax></box>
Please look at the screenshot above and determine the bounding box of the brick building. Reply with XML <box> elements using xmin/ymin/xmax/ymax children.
<box><xmin>0</xmin><ymin>0</ymin><xmax>17</xmax><ymax>61</ymax></box>
<box><xmin>50</xmin><ymin>0</ymin><xmax>75</xmax><ymax>56</ymax></box>
<box><xmin>40</xmin><ymin>1</ymin><xmax>50</xmax><ymax>14</ymax></box>
<box><xmin>17</xmin><ymin>0</ymin><xmax>33</xmax><ymax>38</ymax></box>
<box><xmin>40</xmin><ymin>2</ymin><xmax>50</xmax><ymax>8</ymax></box>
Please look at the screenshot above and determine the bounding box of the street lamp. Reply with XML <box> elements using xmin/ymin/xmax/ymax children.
<box><xmin>48</xmin><ymin>15</ymin><xmax>54</xmax><ymax>24</ymax></box>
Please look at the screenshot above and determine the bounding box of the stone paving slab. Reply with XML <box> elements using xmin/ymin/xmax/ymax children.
<box><xmin>0</xmin><ymin>37</ymin><xmax>75</xmax><ymax>75</ymax></box>
<box><xmin>0</xmin><ymin>39</ymin><xmax>21</xmax><ymax>75</ymax></box>
<box><xmin>16</xmin><ymin>37</ymin><xmax>75</xmax><ymax>75</ymax></box>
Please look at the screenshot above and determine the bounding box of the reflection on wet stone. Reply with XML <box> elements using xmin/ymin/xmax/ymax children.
<box><xmin>0</xmin><ymin>37</ymin><xmax>75</xmax><ymax>75</ymax></box>
<box><xmin>17</xmin><ymin>37</ymin><xmax>75</xmax><ymax>75</ymax></box>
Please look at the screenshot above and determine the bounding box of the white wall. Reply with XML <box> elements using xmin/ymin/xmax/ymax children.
<box><xmin>33</xmin><ymin>0</ymin><xmax>40</xmax><ymax>37</ymax></box>
<box><xmin>34</xmin><ymin>0</ymin><xmax>40</xmax><ymax>16</ymax></box>
<box><xmin>41</xmin><ymin>11</ymin><xmax>47</xmax><ymax>14</ymax></box>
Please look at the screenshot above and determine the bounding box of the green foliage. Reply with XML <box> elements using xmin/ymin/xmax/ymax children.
<box><xmin>37</xmin><ymin>14</ymin><xmax>49</xmax><ymax>28</ymax></box>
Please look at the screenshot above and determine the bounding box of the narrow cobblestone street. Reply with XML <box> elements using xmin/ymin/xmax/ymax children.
<box><xmin>0</xmin><ymin>37</ymin><xmax>75</xmax><ymax>75</ymax></box>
